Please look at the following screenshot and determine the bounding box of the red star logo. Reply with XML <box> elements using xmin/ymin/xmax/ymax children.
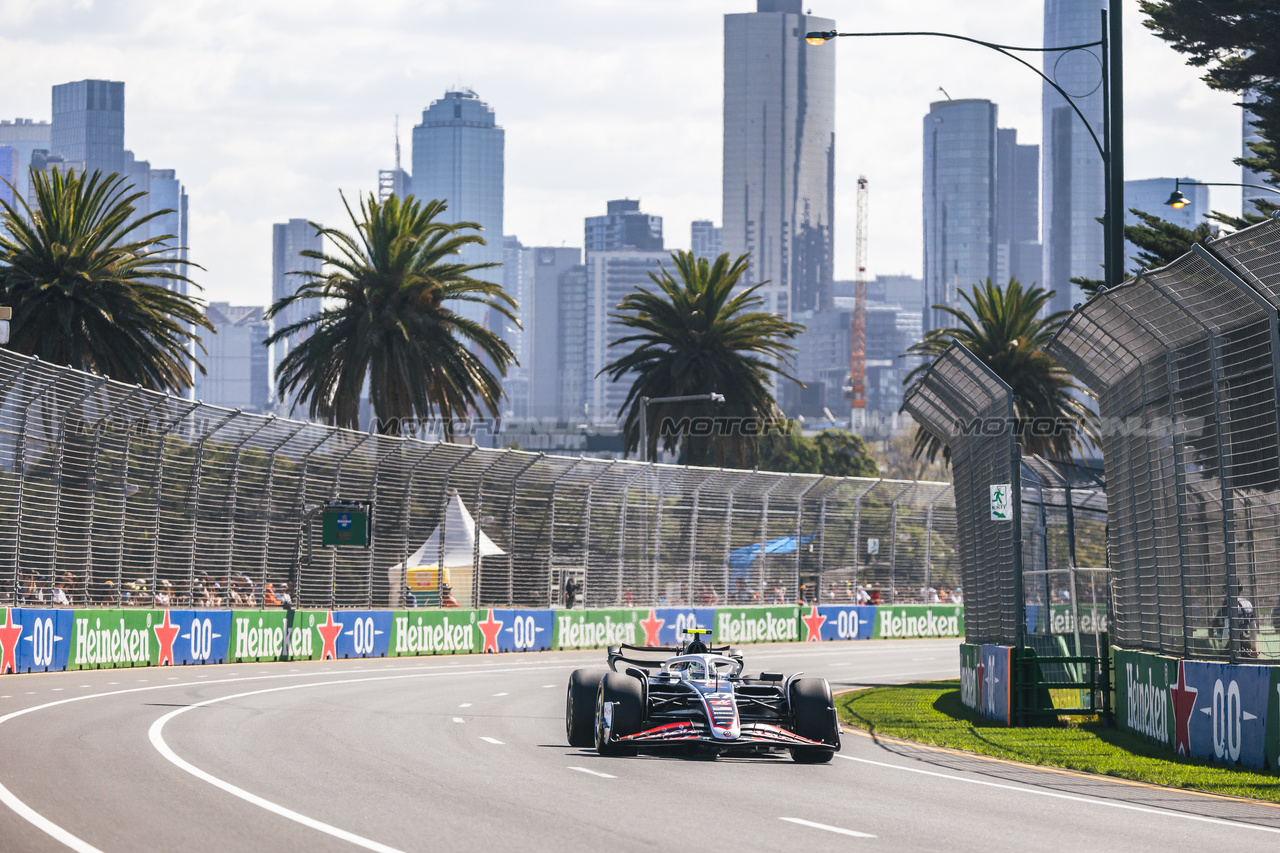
<box><xmin>1169</xmin><ymin>660</ymin><xmax>1198</xmax><ymax>757</ymax></box>
<box><xmin>153</xmin><ymin>610</ymin><xmax>181</xmax><ymax>666</ymax></box>
<box><xmin>317</xmin><ymin>611</ymin><xmax>344</xmax><ymax>660</ymax></box>
<box><xmin>640</xmin><ymin>609</ymin><xmax>665</xmax><ymax>646</ymax></box>
<box><xmin>0</xmin><ymin>609</ymin><xmax>22</xmax><ymax>675</ymax></box>
<box><xmin>802</xmin><ymin>606</ymin><xmax>826</xmax><ymax>642</ymax></box>
<box><xmin>479</xmin><ymin>610</ymin><xmax>503</xmax><ymax>654</ymax></box>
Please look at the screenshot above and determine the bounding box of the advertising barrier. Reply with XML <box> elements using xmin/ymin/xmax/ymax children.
<box><xmin>978</xmin><ymin>643</ymin><xmax>1013</xmax><ymax>725</ymax></box>
<box><xmin>959</xmin><ymin>643</ymin><xmax>980</xmax><ymax>710</ymax></box>
<box><xmin>0</xmin><ymin>602</ymin><xmax>964</xmax><ymax>677</ymax></box>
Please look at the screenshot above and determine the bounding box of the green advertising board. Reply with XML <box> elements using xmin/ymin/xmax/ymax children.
<box><xmin>321</xmin><ymin>504</ymin><xmax>370</xmax><ymax>547</ymax></box>
<box><xmin>553</xmin><ymin>609</ymin><xmax>643</xmax><ymax>650</ymax></box>
<box><xmin>872</xmin><ymin>605</ymin><xmax>964</xmax><ymax>639</ymax></box>
<box><xmin>391</xmin><ymin>610</ymin><xmax>481</xmax><ymax>656</ymax></box>
<box><xmin>1113</xmin><ymin>647</ymin><xmax>1173</xmax><ymax>748</ymax></box>
<box><xmin>231</xmin><ymin>609</ymin><xmax>313</xmax><ymax>662</ymax></box>
<box><xmin>959</xmin><ymin>643</ymin><xmax>980</xmax><ymax>709</ymax></box>
<box><xmin>69</xmin><ymin>609</ymin><xmax>162</xmax><ymax>670</ymax></box>
<box><xmin>713</xmin><ymin>606</ymin><xmax>800</xmax><ymax>644</ymax></box>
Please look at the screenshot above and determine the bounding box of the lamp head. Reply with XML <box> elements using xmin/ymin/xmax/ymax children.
<box><xmin>805</xmin><ymin>30</ymin><xmax>835</xmax><ymax>45</ymax></box>
<box><xmin>1165</xmin><ymin>189</ymin><xmax>1190</xmax><ymax>210</ymax></box>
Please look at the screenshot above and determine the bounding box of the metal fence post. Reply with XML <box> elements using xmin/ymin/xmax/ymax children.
<box><xmin>721</xmin><ymin>475</ymin><xmax>747</xmax><ymax>600</ymax></box>
<box><xmin>438</xmin><ymin>447</ymin><xmax>477</xmax><ymax>605</ymax></box>
<box><xmin>616</xmin><ymin>465</ymin><xmax>649</xmax><ymax>606</ymax></box>
<box><xmin>545</xmin><ymin>458</ymin><xmax>586</xmax><ymax>605</ymax></box>
<box><xmin>795</xmin><ymin>478</ymin><xmax>823</xmax><ymax>605</ymax></box>
<box><xmin>758</xmin><ymin>477</ymin><xmax>783</xmax><ymax>602</ymax></box>
<box><xmin>289</xmin><ymin>430</ymin><xmax>339</xmax><ymax>608</ymax></box>
<box><xmin>258</xmin><ymin>422</ymin><xmax>307</xmax><ymax>601</ymax></box>
<box><xmin>222</xmin><ymin>416</ymin><xmax>274</xmax><ymax>588</ymax></box>
<box><xmin>326</xmin><ymin>434</ymin><xmax>372</xmax><ymax>608</ymax></box>
<box><xmin>852</xmin><ymin>478</ymin><xmax>881</xmax><ymax>594</ymax></box>
<box><xmin>1</xmin><ymin>359</ymin><xmax>42</xmax><ymax>601</ymax></box>
<box><xmin>578</xmin><ymin>461</ymin><xmax>616</xmax><ymax>607</ymax></box>
<box><xmin>923</xmin><ymin>484</ymin><xmax>951</xmax><ymax>605</ymax></box>
<box><xmin>115</xmin><ymin>395</ymin><xmax>166</xmax><ymax>592</ymax></box>
<box><xmin>364</xmin><ymin>439</ymin><xmax>406</xmax><ymax>607</ymax></box>
<box><xmin>149</xmin><ymin>401</ymin><xmax>200</xmax><ymax>599</ymax></box>
<box><xmin>392</xmin><ymin>443</ymin><xmax>443</xmax><ymax>607</ymax></box>
<box><xmin>84</xmin><ymin>387</ymin><xmax>142</xmax><ymax>600</ymax></box>
<box><xmin>505</xmin><ymin>454</ymin><xmax>540</xmax><ymax>606</ymax></box>
<box><xmin>186</xmin><ymin>409</ymin><xmax>240</xmax><ymax>604</ymax></box>
<box><xmin>48</xmin><ymin>376</ymin><xmax>106</xmax><ymax>600</ymax></box>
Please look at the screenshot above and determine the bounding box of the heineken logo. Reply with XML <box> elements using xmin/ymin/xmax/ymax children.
<box><xmin>1124</xmin><ymin>662</ymin><xmax>1168</xmax><ymax>742</ymax></box>
<box><xmin>556</xmin><ymin>615</ymin><xmax>636</xmax><ymax>649</ymax></box>
<box><xmin>715</xmin><ymin>611</ymin><xmax>798</xmax><ymax>644</ymax></box>
<box><xmin>74</xmin><ymin>615</ymin><xmax>152</xmax><ymax>666</ymax></box>
<box><xmin>233</xmin><ymin>616</ymin><xmax>313</xmax><ymax>659</ymax></box>
<box><xmin>394</xmin><ymin>615</ymin><xmax>475</xmax><ymax>654</ymax></box>
<box><xmin>878</xmin><ymin>608</ymin><xmax>960</xmax><ymax>639</ymax></box>
<box><xmin>959</xmin><ymin>659</ymin><xmax>978</xmax><ymax>709</ymax></box>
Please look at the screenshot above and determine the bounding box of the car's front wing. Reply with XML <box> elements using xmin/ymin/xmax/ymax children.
<box><xmin>616</xmin><ymin>720</ymin><xmax>834</xmax><ymax>749</ymax></box>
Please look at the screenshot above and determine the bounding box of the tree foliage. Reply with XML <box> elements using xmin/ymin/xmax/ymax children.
<box><xmin>266</xmin><ymin>193</ymin><xmax>516</xmax><ymax>436</ymax></box>
<box><xmin>904</xmin><ymin>278</ymin><xmax>1097</xmax><ymax>463</ymax></box>
<box><xmin>0</xmin><ymin>168</ymin><xmax>209</xmax><ymax>392</ymax></box>
<box><xmin>757</xmin><ymin>424</ymin><xmax>879</xmax><ymax>478</ymax></box>
<box><xmin>601</xmin><ymin>251</ymin><xmax>805</xmax><ymax>466</ymax></box>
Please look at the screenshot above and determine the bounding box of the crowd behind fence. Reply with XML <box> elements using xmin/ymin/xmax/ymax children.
<box><xmin>1048</xmin><ymin>218</ymin><xmax>1280</xmax><ymax>663</ymax></box>
<box><xmin>0</xmin><ymin>349</ymin><xmax>959</xmax><ymax>611</ymax></box>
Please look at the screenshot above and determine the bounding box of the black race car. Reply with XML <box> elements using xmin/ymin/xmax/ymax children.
<box><xmin>565</xmin><ymin>628</ymin><xmax>840</xmax><ymax>763</ymax></box>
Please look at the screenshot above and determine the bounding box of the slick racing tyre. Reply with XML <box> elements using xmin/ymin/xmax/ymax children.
<box><xmin>789</xmin><ymin>677</ymin><xmax>839</xmax><ymax>764</ymax></box>
<box><xmin>595</xmin><ymin>672</ymin><xmax>642</xmax><ymax>756</ymax></box>
<box><xmin>566</xmin><ymin>668</ymin><xmax>607</xmax><ymax>747</ymax></box>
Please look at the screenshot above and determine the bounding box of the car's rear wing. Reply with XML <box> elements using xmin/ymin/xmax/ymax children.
<box><xmin>606</xmin><ymin>643</ymin><xmax>743</xmax><ymax>672</ymax></box>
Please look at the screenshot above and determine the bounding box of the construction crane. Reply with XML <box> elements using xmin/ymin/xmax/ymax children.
<box><xmin>850</xmin><ymin>175</ymin><xmax>869</xmax><ymax>432</ymax></box>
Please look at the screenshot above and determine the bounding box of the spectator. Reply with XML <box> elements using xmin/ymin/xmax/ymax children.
<box><xmin>263</xmin><ymin>584</ymin><xmax>280</xmax><ymax>606</ymax></box>
<box><xmin>1216</xmin><ymin>590</ymin><xmax>1258</xmax><ymax>658</ymax></box>
<box><xmin>154</xmin><ymin>580</ymin><xmax>171</xmax><ymax>608</ymax></box>
<box><xmin>441</xmin><ymin>584</ymin><xmax>460</xmax><ymax>608</ymax></box>
<box><xmin>563</xmin><ymin>576</ymin><xmax>582</xmax><ymax>609</ymax></box>
<box><xmin>404</xmin><ymin>585</ymin><xmax>417</xmax><ymax>608</ymax></box>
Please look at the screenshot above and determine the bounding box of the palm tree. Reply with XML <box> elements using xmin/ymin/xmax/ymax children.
<box><xmin>600</xmin><ymin>251</ymin><xmax>805</xmax><ymax>465</ymax></box>
<box><xmin>904</xmin><ymin>277</ymin><xmax>1097</xmax><ymax>463</ymax></box>
<box><xmin>0</xmin><ymin>168</ymin><xmax>209</xmax><ymax>392</ymax></box>
<box><xmin>266</xmin><ymin>193</ymin><xmax>517</xmax><ymax>436</ymax></box>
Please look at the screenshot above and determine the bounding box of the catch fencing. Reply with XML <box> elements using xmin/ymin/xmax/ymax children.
<box><xmin>1047</xmin><ymin>219</ymin><xmax>1280</xmax><ymax>663</ymax></box>
<box><xmin>0</xmin><ymin>348</ymin><xmax>959</xmax><ymax>611</ymax></box>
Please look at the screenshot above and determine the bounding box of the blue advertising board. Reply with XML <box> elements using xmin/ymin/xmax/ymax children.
<box><xmin>808</xmin><ymin>605</ymin><xmax>877</xmax><ymax>641</ymax></box>
<box><xmin>650</xmin><ymin>608</ymin><xmax>717</xmax><ymax>646</ymax></box>
<box><xmin>978</xmin><ymin>643</ymin><xmax>1012</xmax><ymax>725</ymax></box>
<box><xmin>165</xmin><ymin>609</ymin><xmax>232</xmax><ymax>665</ymax></box>
<box><xmin>8</xmin><ymin>608</ymin><xmax>73</xmax><ymax>673</ymax></box>
<box><xmin>333</xmin><ymin>610</ymin><xmax>392</xmax><ymax>659</ymax></box>
<box><xmin>1174</xmin><ymin>659</ymin><xmax>1271</xmax><ymax>769</ymax></box>
<box><xmin>492</xmin><ymin>609</ymin><xmax>554</xmax><ymax>652</ymax></box>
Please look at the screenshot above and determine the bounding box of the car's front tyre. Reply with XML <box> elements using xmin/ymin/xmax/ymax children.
<box><xmin>594</xmin><ymin>672</ymin><xmax>642</xmax><ymax>756</ymax></box>
<box><xmin>566</xmin><ymin>668</ymin><xmax>607</xmax><ymax>747</ymax></box>
<box><xmin>789</xmin><ymin>677</ymin><xmax>839</xmax><ymax>764</ymax></box>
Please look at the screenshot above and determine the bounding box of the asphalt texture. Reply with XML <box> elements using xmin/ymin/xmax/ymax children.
<box><xmin>0</xmin><ymin>638</ymin><xmax>1278</xmax><ymax>852</ymax></box>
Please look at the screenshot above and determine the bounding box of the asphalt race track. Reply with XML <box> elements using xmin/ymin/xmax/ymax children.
<box><xmin>1</xmin><ymin>639</ymin><xmax>1279</xmax><ymax>852</ymax></box>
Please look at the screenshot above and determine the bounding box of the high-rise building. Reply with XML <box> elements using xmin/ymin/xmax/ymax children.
<box><xmin>1043</xmin><ymin>0</ymin><xmax>1106</xmax><ymax>313</ymax></box>
<box><xmin>585</xmin><ymin>199</ymin><xmax>663</xmax><ymax>252</ymax></box>
<box><xmin>524</xmin><ymin>246</ymin><xmax>585</xmax><ymax>420</ymax></box>
<box><xmin>500</xmin><ymin>236</ymin><xmax>531</xmax><ymax>418</ymax></box>
<box><xmin>411</xmin><ymin>89</ymin><xmax>504</xmax><ymax>327</ymax></box>
<box><xmin>723</xmin><ymin>0</ymin><xmax>836</xmax><ymax>318</ymax></box>
<box><xmin>149</xmin><ymin>169</ymin><xmax>189</xmax><ymax>293</ymax></box>
<box><xmin>585</xmin><ymin>249</ymin><xmax>670</xmax><ymax>420</ymax></box>
<box><xmin>51</xmin><ymin>80</ymin><xmax>126</xmax><ymax>178</ymax></box>
<box><xmin>195</xmin><ymin>303</ymin><xmax>272</xmax><ymax>412</ymax></box>
<box><xmin>923</xmin><ymin>99</ymin><xmax>998</xmax><ymax>332</ymax></box>
<box><xmin>1123</xmin><ymin>177</ymin><xmax>1209</xmax><ymax>274</ymax></box>
<box><xmin>1243</xmin><ymin>99</ymin><xmax>1270</xmax><ymax>216</ymax></box>
<box><xmin>0</xmin><ymin>146</ymin><xmax>15</xmax><ymax>208</ymax></box>
<box><xmin>378</xmin><ymin>118</ymin><xmax>412</xmax><ymax>203</ymax></box>
<box><xmin>271</xmin><ymin>219</ymin><xmax>323</xmax><ymax>412</ymax></box>
<box><xmin>995</xmin><ymin>128</ymin><xmax>1043</xmax><ymax>287</ymax></box>
<box><xmin>691</xmin><ymin>220</ymin><xmax>723</xmax><ymax>261</ymax></box>
<box><xmin>0</xmin><ymin>119</ymin><xmax>51</xmax><ymax>202</ymax></box>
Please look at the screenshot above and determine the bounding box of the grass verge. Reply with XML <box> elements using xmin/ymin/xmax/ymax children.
<box><xmin>838</xmin><ymin>680</ymin><xmax>1280</xmax><ymax>804</ymax></box>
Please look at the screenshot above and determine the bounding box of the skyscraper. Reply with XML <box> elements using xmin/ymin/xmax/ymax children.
<box><xmin>0</xmin><ymin>119</ymin><xmax>51</xmax><ymax>202</ymax></box>
<box><xmin>271</xmin><ymin>219</ymin><xmax>323</xmax><ymax>412</ymax></box>
<box><xmin>585</xmin><ymin>249</ymin><xmax>670</xmax><ymax>420</ymax></box>
<box><xmin>0</xmin><ymin>146</ymin><xmax>15</xmax><ymax>208</ymax></box>
<box><xmin>378</xmin><ymin>117</ymin><xmax>411</xmax><ymax>203</ymax></box>
<box><xmin>923</xmin><ymin>99</ymin><xmax>998</xmax><ymax>332</ymax></box>
<box><xmin>691</xmin><ymin>220</ymin><xmax>723</xmax><ymax>261</ymax></box>
<box><xmin>995</xmin><ymin>128</ymin><xmax>1042</xmax><ymax>287</ymax></box>
<box><xmin>585</xmin><ymin>199</ymin><xmax>663</xmax><ymax>252</ymax></box>
<box><xmin>50</xmin><ymin>80</ymin><xmax>126</xmax><ymax>178</ymax></box>
<box><xmin>149</xmin><ymin>169</ymin><xmax>189</xmax><ymax>293</ymax></box>
<box><xmin>194</xmin><ymin>303</ymin><xmax>272</xmax><ymax>412</ymax></box>
<box><xmin>524</xmin><ymin>246</ymin><xmax>585</xmax><ymax>420</ymax></box>
<box><xmin>411</xmin><ymin>89</ymin><xmax>504</xmax><ymax>327</ymax></box>
<box><xmin>723</xmin><ymin>0</ymin><xmax>836</xmax><ymax>318</ymax></box>
<box><xmin>1043</xmin><ymin>0</ymin><xmax>1106</xmax><ymax>313</ymax></box>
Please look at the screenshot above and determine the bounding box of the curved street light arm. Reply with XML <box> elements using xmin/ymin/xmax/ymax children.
<box><xmin>1176</xmin><ymin>179</ymin><xmax>1280</xmax><ymax>195</ymax></box>
<box><xmin>812</xmin><ymin>30</ymin><xmax>1105</xmax><ymax>159</ymax></box>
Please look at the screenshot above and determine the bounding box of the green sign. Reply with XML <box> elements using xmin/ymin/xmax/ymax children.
<box><xmin>230</xmin><ymin>610</ymin><xmax>322</xmax><ymax>662</ymax></box>
<box><xmin>713</xmin><ymin>607</ymin><xmax>800</xmax><ymax>644</ymax></box>
<box><xmin>553</xmin><ymin>609</ymin><xmax>642</xmax><ymax>649</ymax></box>
<box><xmin>1046</xmin><ymin>604</ymin><xmax>1108</xmax><ymax>635</ymax></box>
<box><xmin>391</xmin><ymin>610</ymin><xmax>481</xmax><ymax>656</ymax></box>
<box><xmin>70</xmin><ymin>609</ymin><xmax>161</xmax><ymax>669</ymax></box>
<box><xmin>1268</xmin><ymin>667</ymin><xmax>1280</xmax><ymax>771</ymax></box>
<box><xmin>872</xmin><ymin>605</ymin><xmax>964</xmax><ymax>639</ymax></box>
<box><xmin>959</xmin><ymin>643</ymin><xmax>980</xmax><ymax>709</ymax></box>
<box><xmin>1113</xmin><ymin>647</ymin><xmax>1173</xmax><ymax>748</ymax></box>
<box><xmin>321</xmin><ymin>505</ymin><xmax>370</xmax><ymax>547</ymax></box>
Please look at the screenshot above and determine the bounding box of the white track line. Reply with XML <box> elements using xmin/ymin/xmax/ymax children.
<box><xmin>838</xmin><ymin>755</ymin><xmax>1280</xmax><ymax>835</ymax></box>
<box><xmin>479</xmin><ymin>737</ymin><xmax>504</xmax><ymax>745</ymax></box>
<box><xmin>452</xmin><ymin>717</ymin><xmax>465</xmax><ymax>723</ymax></box>
<box><xmin>779</xmin><ymin>817</ymin><xmax>875</xmax><ymax>838</ymax></box>
<box><xmin>568</xmin><ymin>766</ymin><xmax>616</xmax><ymax>779</ymax></box>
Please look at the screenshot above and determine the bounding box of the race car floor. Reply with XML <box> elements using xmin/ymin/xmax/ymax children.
<box><xmin>0</xmin><ymin>638</ymin><xmax>1278</xmax><ymax>852</ymax></box>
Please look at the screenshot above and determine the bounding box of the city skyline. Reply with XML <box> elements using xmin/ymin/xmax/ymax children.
<box><xmin>0</xmin><ymin>0</ymin><xmax>1255</xmax><ymax>308</ymax></box>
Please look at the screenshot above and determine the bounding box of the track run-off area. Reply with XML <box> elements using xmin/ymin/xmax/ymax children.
<box><xmin>1</xmin><ymin>639</ymin><xmax>1279</xmax><ymax>852</ymax></box>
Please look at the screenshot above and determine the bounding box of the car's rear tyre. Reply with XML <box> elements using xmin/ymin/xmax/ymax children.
<box><xmin>789</xmin><ymin>677</ymin><xmax>839</xmax><ymax>764</ymax></box>
<box><xmin>595</xmin><ymin>671</ymin><xmax>642</xmax><ymax>756</ymax></box>
<box><xmin>566</xmin><ymin>668</ymin><xmax>607</xmax><ymax>747</ymax></box>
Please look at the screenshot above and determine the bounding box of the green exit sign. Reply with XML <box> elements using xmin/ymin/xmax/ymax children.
<box><xmin>321</xmin><ymin>503</ymin><xmax>371</xmax><ymax>547</ymax></box>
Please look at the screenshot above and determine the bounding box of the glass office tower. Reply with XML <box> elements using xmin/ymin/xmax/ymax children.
<box><xmin>51</xmin><ymin>80</ymin><xmax>126</xmax><ymax>178</ymax></box>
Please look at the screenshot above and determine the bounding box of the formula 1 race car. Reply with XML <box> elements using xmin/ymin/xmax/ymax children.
<box><xmin>564</xmin><ymin>628</ymin><xmax>840</xmax><ymax>763</ymax></box>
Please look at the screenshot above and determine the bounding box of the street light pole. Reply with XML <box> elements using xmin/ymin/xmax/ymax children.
<box><xmin>807</xmin><ymin>15</ymin><xmax>1123</xmax><ymax>289</ymax></box>
<box><xmin>637</xmin><ymin>393</ymin><xmax>726</xmax><ymax>463</ymax></box>
<box><xmin>1166</xmin><ymin>178</ymin><xmax>1280</xmax><ymax>210</ymax></box>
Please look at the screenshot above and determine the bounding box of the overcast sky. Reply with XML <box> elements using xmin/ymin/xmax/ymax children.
<box><xmin>0</xmin><ymin>0</ymin><xmax>1249</xmax><ymax>306</ymax></box>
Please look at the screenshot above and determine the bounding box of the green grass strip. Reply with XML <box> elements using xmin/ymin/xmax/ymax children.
<box><xmin>838</xmin><ymin>680</ymin><xmax>1280</xmax><ymax>804</ymax></box>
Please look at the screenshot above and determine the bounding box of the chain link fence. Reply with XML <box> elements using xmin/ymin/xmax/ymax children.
<box><xmin>0</xmin><ymin>349</ymin><xmax>959</xmax><ymax>611</ymax></box>
<box><xmin>1048</xmin><ymin>220</ymin><xmax>1280</xmax><ymax>663</ymax></box>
